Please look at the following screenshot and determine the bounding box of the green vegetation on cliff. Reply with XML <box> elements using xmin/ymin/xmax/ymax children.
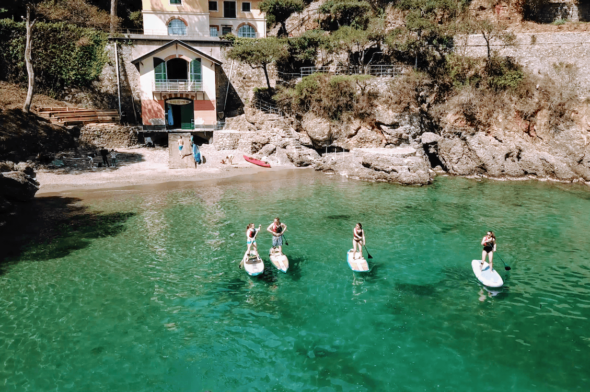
<box><xmin>0</xmin><ymin>20</ymin><xmax>109</xmax><ymax>96</ymax></box>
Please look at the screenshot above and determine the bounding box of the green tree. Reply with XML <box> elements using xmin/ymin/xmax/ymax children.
<box><xmin>319</xmin><ymin>0</ymin><xmax>372</xmax><ymax>30</ymax></box>
<box><xmin>227</xmin><ymin>37</ymin><xmax>289</xmax><ymax>90</ymax></box>
<box><xmin>328</xmin><ymin>19</ymin><xmax>386</xmax><ymax>70</ymax></box>
<box><xmin>467</xmin><ymin>19</ymin><xmax>516</xmax><ymax>63</ymax></box>
<box><xmin>260</xmin><ymin>0</ymin><xmax>304</xmax><ymax>37</ymax></box>
<box><xmin>391</xmin><ymin>0</ymin><xmax>461</xmax><ymax>69</ymax></box>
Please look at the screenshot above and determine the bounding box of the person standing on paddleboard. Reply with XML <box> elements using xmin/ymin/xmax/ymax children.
<box><xmin>267</xmin><ymin>218</ymin><xmax>287</xmax><ymax>256</ymax></box>
<box><xmin>353</xmin><ymin>223</ymin><xmax>366</xmax><ymax>260</ymax></box>
<box><xmin>481</xmin><ymin>231</ymin><xmax>497</xmax><ymax>271</ymax></box>
<box><xmin>241</xmin><ymin>223</ymin><xmax>261</xmax><ymax>269</ymax></box>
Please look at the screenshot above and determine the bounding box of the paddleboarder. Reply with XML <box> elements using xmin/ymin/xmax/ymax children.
<box><xmin>241</xmin><ymin>223</ymin><xmax>261</xmax><ymax>269</ymax></box>
<box><xmin>352</xmin><ymin>223</ymin><xmax>366</xmax><ymax>260</ymax></box>
<box><xmin>267</xmin><ymin>217</ymin><xmax>287</xmax><ymax>256</ymax></box>
<box><xmin>481</xmin><ymin>231</ymin><xmax>497</xmax><ymax>271</ymax></box>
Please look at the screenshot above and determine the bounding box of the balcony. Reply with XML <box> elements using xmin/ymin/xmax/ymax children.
<box><xmin>154</xmin><ymin>80</ymin><xmax>202</xmax><ymax>92</ymax></box>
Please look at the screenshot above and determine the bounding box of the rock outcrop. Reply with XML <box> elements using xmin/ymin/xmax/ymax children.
<box><xmin>314</xmin><ymin>147</ymin><xmax>433</xmax><ymax>185</ymax></box>
<box><xmin>436</xmin><ymin>107</ymin><xmax>590</xmax><ymax>182</ymax></box>
<box><xmin>0</xmin><ymin>162</ymin><xmax>40</xmax><ymax>226</ymax></box>
<box><xmin>220</xmin><ymin>101</ymin><xmax>590</xmax><ymax>186</ymax></box>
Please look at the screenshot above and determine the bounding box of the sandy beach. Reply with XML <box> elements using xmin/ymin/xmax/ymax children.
<box><xmin>36</xmin><ymin>145</ymin><xmax>300</xmax><ymax>194</ymax></box>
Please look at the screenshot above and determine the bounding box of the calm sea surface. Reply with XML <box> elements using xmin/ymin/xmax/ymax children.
<box><xmin>1</xmin><ymin>171</ymin><xmax>590</xmax><ymax>391</ymax></box>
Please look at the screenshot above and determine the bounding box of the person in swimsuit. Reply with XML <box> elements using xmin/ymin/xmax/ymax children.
<box><xmin>267</xmin><ymin>217</ymin><xmax>287</xmax><ymax>256</ymax></box>
<box><xmin>352</xmin><ymin>223</ymin><xmax>366</xmax><ymax>260</ymax></box>
<box><xmin>241</xmin><ymin>223</ymin><xmax>261</xmax><ymax>268</ymax></box>
<box><xmin>481</xmin><ymin>231</ymin><xmax>497</xmax><ymax>271</ymax></box>
<box><xmin>178</xmin><ymin>136</ymin><xmax>184</xmax><ymax>157</ymax></box>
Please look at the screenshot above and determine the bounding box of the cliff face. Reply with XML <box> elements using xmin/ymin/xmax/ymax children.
<box><xmin>436</xmin><ymin>106</ymin><xmax>590</xmax><ymax>181</ymax></box>
<box><xmin>220</xmin><ymin>98</ymin><xmax>590</xmax><ymax>186</ymax></box>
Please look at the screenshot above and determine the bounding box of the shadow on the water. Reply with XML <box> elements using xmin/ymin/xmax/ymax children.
<box><xmin>0</xmin><ymin>196</ymin><xmax>135</xmax><ymax>274</ymax></box>
<box><xmin>326</xmin><ymin>214</ymin><xmax>352</xmax><ymax>220</ymax></box>
<box><xmin>395</xmin><ymin>282</ymin><xmax>438</xmax><ymax>297</ymax></box>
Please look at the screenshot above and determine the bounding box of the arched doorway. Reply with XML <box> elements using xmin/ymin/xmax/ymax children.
<box><xmin>165</xmin><ymin>98</ymin><xmax>194</xmax><ymax>129</ymax></box>
<box><xmin>167</xmin><ymin>58</ymin><xmax>188</xmax><ymax>80</ymax></box>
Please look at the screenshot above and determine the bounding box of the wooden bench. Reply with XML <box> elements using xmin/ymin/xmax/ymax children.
<box><xmin>38</xmin><ymin>107</ymin><xmax>120</xmax><ymax>125</ymax></box>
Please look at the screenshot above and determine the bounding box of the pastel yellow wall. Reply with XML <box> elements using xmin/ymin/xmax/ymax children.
<box><xmin>142</xmin><ymin>0</ymin><xmax>207</xmax><ymax>12</ymax></box>
<box><xmin>144</xmin><ymin>0</ymin><xmax>263</xmax><ymax>17</ymax></box>
<box><xmin>208</xmin><ymin>0</ymin><xmax>264</xmax><ymax>19</ymax></box>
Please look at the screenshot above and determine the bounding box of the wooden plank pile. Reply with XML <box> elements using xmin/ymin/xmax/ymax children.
<box><xmin>38</xmin><ymin>107</ymin><xmax>120</xmax><ymax>126</ymax></box>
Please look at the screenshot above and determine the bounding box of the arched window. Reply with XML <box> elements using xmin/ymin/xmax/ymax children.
<box><xmin>168</xmin><ymin>19</ymin><xmax>187</xmax><ymax>36</ymax></box>
<box><xmin>238</xmin><ymin>25</ymin><xmax>256</xmax><ymax>38</ymax></box>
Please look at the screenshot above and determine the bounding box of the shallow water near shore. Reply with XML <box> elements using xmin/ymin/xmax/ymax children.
<box><xmin>1</xmin><ymin>171</ymin><xmax>590</xmax><ymax>391</ymax></box>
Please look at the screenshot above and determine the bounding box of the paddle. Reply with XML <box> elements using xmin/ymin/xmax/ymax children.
<box><xmin>282</xmin><ymin>234</ymin><xmax>289</xmax><ymax>246</ymax></box>
<box><xmin>363</xmin><ymin>245</ymin><xmax>373</xmax><ymax>259</ymax></box>
<box><xmin>496</xmin><ymin>253</ymin><xmax>511</xmax><ymax>271</ymax></box>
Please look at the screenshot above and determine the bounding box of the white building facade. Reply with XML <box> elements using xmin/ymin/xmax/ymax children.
<box><xmin>130</xmin><ymin>0</ymin><xmax>266</xmax><ymax>128</ymax></box>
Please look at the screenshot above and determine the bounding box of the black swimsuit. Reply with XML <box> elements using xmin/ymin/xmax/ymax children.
<box><xmin>483</xmin><ymin>240</ymin><xmax>494</xmax><ymax>253</ymax></box>
<box><xmin>354</xmin><ymin>229</ymin><xmax>363</xmax><ymax>242</ymax></box>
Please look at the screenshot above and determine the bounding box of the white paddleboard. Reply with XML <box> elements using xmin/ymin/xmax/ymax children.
<box><xmin>472</xmin><ymin>260</ymin><xmax>503</xmax><ymax>288</ymax></box>
<box><xmin>347</xmin><ymin>249</ymin><xmax>369</xmax><ymax>272</ymax></box>
<box><xmin>243</xmin><ymin>253</ymin><xmax>264</xmax><ymax>276</ymax></box>
<box><xmin>269</xmin><ymin>248</ymin><xmax>289</xmax><ymax>273</ymax></box>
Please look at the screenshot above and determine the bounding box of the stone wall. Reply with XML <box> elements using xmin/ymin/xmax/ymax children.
<box><xmin>213</xmin><ymin>130</ymin><xmax>242</xmax><ymax>150</ymax></box>
<box><xmin>524</xmin><ymin>0</ymin><xmax>590</xmax><ymax>23</ymax></box>
<box><xmin>462</xmin><ymin>32</ymin><xmax>590</xmax><ymax>95</ymax></box>
<box><xmin>79</xmin><ymin>124</ymin><xmax>141</xmax><ymax>148</ymax></box>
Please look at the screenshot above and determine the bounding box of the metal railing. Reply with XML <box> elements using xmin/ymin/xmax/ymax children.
<box><xmin>253</xmin><ymin>99</ymin><xmax>283</xmax><ymax>116</ymax></box>
<box><xmin>111</xmin><ymin>28</ymin><xmax>215</xmax><ymax>38</ymax></box>
<box><xmin>154</xmin><ymin>80</ymin><xmax>202</xmax><ymax>92</ymax></box>
<box><xmin>299</xmin><ymin>65</ymin><xmax>403</xmax><ymax>78</ymax></box>
<box><xmin>368</xmin><ymin>65</ymin><xmax>403</xmax><ymax>77</ymax></box>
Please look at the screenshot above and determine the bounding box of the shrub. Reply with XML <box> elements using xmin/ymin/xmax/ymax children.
<box><xmin>276</xmin><ymin>73</ymin><xmax>375</xmax><ymax>120</ymax></box>
<box><xmin>37</xmin><ymin>0</ymin><xmax>119</xmax><ymax>31</ymax></box>
<box><xmin>0</xmin><ymin>20</ymin><xmax>109</xmax><ymax>96</ymax></box>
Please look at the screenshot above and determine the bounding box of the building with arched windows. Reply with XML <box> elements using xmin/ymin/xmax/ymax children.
<box><xmin>127</xmin><ymin>0</ymin><xmax>266</xmax><ymax>129</ymax></box>
<box><xmin>141</xmin><ymin>0</ymin><xmax>266</xmax><ymax>38</ymax></box>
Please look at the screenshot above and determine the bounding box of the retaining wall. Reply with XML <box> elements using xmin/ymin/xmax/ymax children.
<box><xmin>462</xmin><ymin>32</ymin><xmax>590</xmax><ymax>94</ymax></box>
<box><xmin>79</xmin><ymin>124</ymin><xmax>141</xmax><ymax>148</ymax></box>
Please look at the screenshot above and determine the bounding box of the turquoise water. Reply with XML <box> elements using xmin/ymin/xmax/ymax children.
<box><xmin>1</xmin><ymin>171</ymin><xmax>590</xmax><ymax>391</ymax></box>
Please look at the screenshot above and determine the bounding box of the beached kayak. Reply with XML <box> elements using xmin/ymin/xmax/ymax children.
<box><xmin>471</xmin><ymin>259</ymin><xmax>503</xmax><ymax>288</ymax></box>
<box><xmin>242</xmin><ymin>253</ymin><xmax>264</xmax><ymax>276</ymax></box>
<box><xmin>269</xmin><ymin>248</ymin><xmax>289</xmax><ymax>273</ymax></box>
<box><xmin>243</xmin><ymin>155</ymin><xmax>271</xmax><ymax>168</ymax></box>
<box><xmin>347</xmin><ymin>249</ymin><xmax>369</xmax><ymax>272</ymax></box>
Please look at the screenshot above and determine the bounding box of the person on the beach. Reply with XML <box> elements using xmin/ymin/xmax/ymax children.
<box><xmin>352</xmin><ymin>223</ymin><xmax>365</xmax><ymax>260</ymax></box>
<box><xmin>99</xmin><ymin>148</ymin><xmax>110</xmax><ymax>167</ymax></box>
<box><xmin>481</xmin><ymin>231</ymin><xmax>497</xmax><ymax>271</ymax></box>
<box><xmin>110</xmin><ymin>149</ymin><xmax>118</xmax><ymax>167</ymax></box>
<box><xmin>267</xmin><ymin>217</ymin><xmax>287</xmax><ymax>255</ymax></box>
<box><xmin>178</xmin><ymin>136</ymin><xmax>184</xmax><ymax>157</ymax></box>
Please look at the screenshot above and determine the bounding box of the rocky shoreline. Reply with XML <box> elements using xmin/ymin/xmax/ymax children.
<box><xmin>223</xmin><ymin>103</ymin><xmax>590</xmax><ymax>187</ymax></box>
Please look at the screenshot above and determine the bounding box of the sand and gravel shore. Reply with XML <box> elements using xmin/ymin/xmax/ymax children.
<box><xmin>36</xmin><ymin>146</ymin><xmax>299</xmax><ymax>195</ymax></box>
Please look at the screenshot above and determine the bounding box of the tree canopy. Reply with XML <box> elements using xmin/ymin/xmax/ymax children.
<box><xmin>260</xmin><ymin>0</ymin><xmax>304</xmax><ymax>36</ymax></box>
<box><xmin>226</xmin><ymin>37</ymin><xmax>289</xmax><ymax>90</ymax></box>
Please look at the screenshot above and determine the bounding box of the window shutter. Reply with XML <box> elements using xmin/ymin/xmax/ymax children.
<box><xmin>190</xmin><ymin>59</ymin><xmax>202</xmax><ymax>84</ymax></box>
<box><xmin>154</xmin><ymin>58</ymin><xmax>166</xmax><ymax>81</ymax></box>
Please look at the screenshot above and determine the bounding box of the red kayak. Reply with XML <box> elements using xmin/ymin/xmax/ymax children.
<box><xmin>243</xmin><ymin>155</ymin><xmax>271</xmax><ymax>168</ymax></box>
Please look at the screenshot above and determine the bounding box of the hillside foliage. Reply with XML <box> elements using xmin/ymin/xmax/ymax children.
<box><xmin>0</xmin><ymin>20</ymin><xmax>109</xmax><ymax>96</ymax></box>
